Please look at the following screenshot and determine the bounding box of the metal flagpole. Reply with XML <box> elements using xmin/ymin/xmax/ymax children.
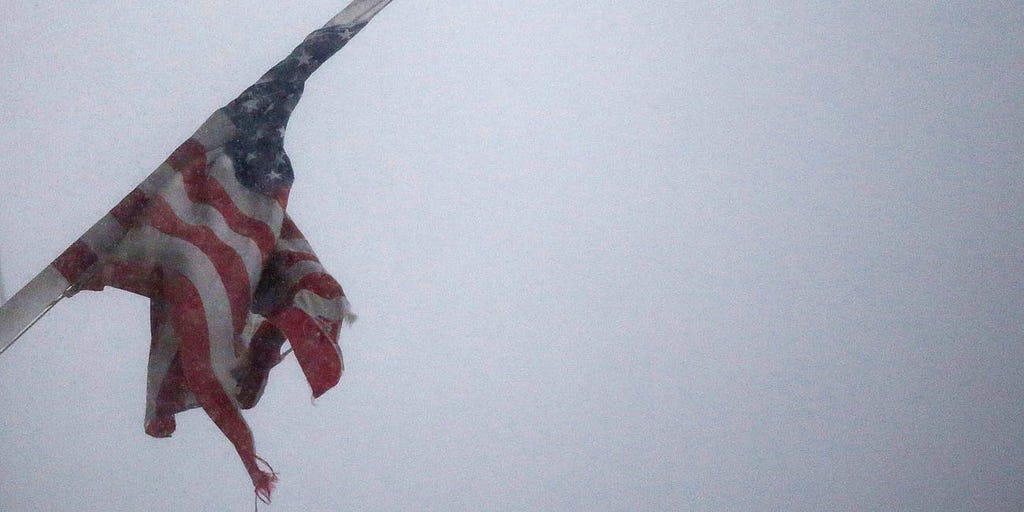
<box><xmin>0</xmin><ymin>266</ymin><xmax>76</xmax><ymax>359</ymax></box>
<box><xmin>0</xmin><ymin>286</ymin><xmax>70</xmax><ymax>358</ymax></box>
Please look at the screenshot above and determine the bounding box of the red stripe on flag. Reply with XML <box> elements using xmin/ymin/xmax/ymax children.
<box><xmin>270</xmin><ymin>307</ymin><xmax>343</xmax><ymax>397</ymax></box>
<box><xmin>164</xmin><ymin>272</ymin><xmax>276</xmax><ymax>498</ymax></box>
<box><xmin>293</xmin><ymin>272</ymin><xmax>344</xmax><ymax>300</ymax></box>
<box><xmin>280</xmin><ymin>215</ymin><xmax>301</xmax><ymax>239</ymax></box>
<box><xmin>166</xmin><ymin>139</ymin><xmax>207</xmax><ymax>172</ymax></box>
<box><xmin>165</xmin><ymin>138</ymin><xmax>277</xmax><ymax>259</ymax></box>
<box><xmin>51</xmin><ymin>240</ymin><xmax>98</xmax><ymax>283</ymax></box>
<box><xmin>179</xmin><ymin>162</ymin><xmax>277</xmax><ymax>259</ymax></box>
<box><xmin>273</xmin><ymin>188</ymin><xmax>290</xmax><ymax>210</ymax></box>
<box><xmin>274</xmin><ymin>250</ymin><xmax>320</xmax><ymax>269</ymax></box>
<box><xmin>146</xmin><ymin>352</ymin><xmax>188</xmax><ymax>438</ymax></box>
<box><xmin>147</xmin><ymin>197</ymin><xmax>253</xmax><ymax>334</ymax></box>
<box><xmin>110</xmin><ymin>188</ymin><xmax>150</xmax><ymax>229</ymax></box>
<box><xmin>97</xmin><ymin>260</ymin><xmax>160</xmax><ymax>297</ymax></box>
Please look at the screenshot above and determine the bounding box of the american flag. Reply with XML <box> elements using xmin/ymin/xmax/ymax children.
<box><xmin>9</xmin><ymin>0</ymin><xmax>392</xmax><ymax>502</ymax></box>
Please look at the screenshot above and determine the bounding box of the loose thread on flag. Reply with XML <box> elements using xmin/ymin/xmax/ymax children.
<box><xmin>254</xmin><ymin>455</ymin><xmax>278</xmax><ymax>503</ymax></box>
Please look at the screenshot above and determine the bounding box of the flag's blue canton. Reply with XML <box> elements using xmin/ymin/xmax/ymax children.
<box><xmin>223</xmin><ymin>23</ymin><xmax>366</xmax><ymax>197</ymax></box>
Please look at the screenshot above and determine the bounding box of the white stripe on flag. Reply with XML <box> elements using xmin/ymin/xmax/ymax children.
<box><xmin>292</xmin><ymin>289</ymin><xmax>347</xmax><ymax>323</ymax></box>
<box><xmin>157</xmin><ymin>173</ymin><xmax>265</xmax><ymax>292</ymax></box>
<box><xmin>117</xmin><ymin>225</ymin><xmax>238</xmax><ymax>392</ymax></box>
<box><xmin>276</xmin><ymin>237</ymin><xmax>314</xmax><ymax>254</ymax></box>
<box><xmin>206</xmin><ymin>151</ymin><xmax>285</xmax><ymax>235</ymax></box>
<box><xmin>191</xmin><ymin>110</ymin><xmax>238</xmax><ymax>151</ymax></box>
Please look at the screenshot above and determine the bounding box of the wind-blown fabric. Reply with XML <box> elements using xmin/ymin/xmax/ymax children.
<box><xmin>42</xmin><ymin>2</ymin><xmax>390</xmax><ymax>501</ymax></box>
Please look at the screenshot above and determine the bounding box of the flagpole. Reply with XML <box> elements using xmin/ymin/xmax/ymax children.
<box><xmin>0</xmin><ymin>266</ymin><xmax>74</xmax><ymax>359</ymax></box>
<box><xmin>0</xmin><ymin>290</ymin><xmax>67</xmax><ymax>358</ymax></box>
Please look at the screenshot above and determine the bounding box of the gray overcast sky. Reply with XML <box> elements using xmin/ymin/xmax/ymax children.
<box><xmin>1</xmin><ymin>1</ymin><xmax>1023</xmax><ymax>510</ymax></box>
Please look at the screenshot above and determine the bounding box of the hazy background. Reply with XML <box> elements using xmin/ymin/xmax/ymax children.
<box><xmin>1</xmin><ymin>1</ymin><xmax>1022</xmax><ymax>510</ymax></box>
